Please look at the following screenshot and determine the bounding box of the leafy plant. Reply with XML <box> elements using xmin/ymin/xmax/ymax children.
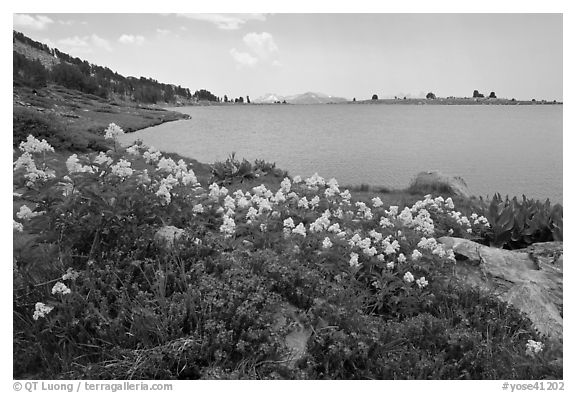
<box><xmin>482</xmin><ymin>194</ymin><xmax>562</xmax><ymax>249</ymax></box>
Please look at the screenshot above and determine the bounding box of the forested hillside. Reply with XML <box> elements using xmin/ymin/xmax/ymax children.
<box><xmin>13</xmin><ymin>30</ymin><xmax>195</xmax><ymax>104</ymax></box>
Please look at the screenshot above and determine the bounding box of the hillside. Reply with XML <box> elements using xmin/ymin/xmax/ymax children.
<box><xmin>13</xmin><ymin>31</ymin><xmax>197</xmax><ymax>153</ymax></box>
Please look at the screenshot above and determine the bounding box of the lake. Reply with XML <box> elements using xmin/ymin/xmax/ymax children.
<box><xmin>118</xmin><ymin>104</ymin><xmax>563</xmax><ymax>204</ymax></box>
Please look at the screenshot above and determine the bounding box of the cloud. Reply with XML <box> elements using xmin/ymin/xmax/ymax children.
<box><xmin>243</xmin><ymin>32</ymin><xmax>278</xmax><ymax>60</ymax></box>
<box><xmin>230</xmin><ymin>31</ymin><xmax>280</xmax><ymax>67</ymax></box>
<box><xmin>56</xmin><ymin>34</ymin><xmax>112</xmax><ymax>54</ymax></box>
<box><xmin>156</xmin><ymin>28</ymin><xmax>171</xmax><ymax>35</ymax></box>
<box><xmin>176</xmin><ymin>13</ymin><xmax>266</xmax><ymax>30</ymax></box>
<box><xmin>118</xmin><ymin>34</ymin><xmax>145</xmax><ymax>45</ymax></box>
<box><xmin>230</xmin><ymin>48</ymin><xmax>258</xmax><ymax>67</ymax></box>
<box><xmin>13</xmin><ymin>14</ymin><xmax>54</xmax><ymax>30</ymax></box>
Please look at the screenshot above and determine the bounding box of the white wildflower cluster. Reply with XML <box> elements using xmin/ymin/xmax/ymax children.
<box><xmin>19</xmin><ymin>135</ymin><xmax>55</xmax><ymax>154</ymax></box>
<box><xmin>415</xmin><ymin>276</ymin><xmax>429</xmax><ymax>289</ymax></box>
<box><xmin>156</xmin><ymin>175</ymin><xmax>179</xmax><ymax>205</ymax></box>
<box><xmin>403</xmin><ymin>271</ymin><xmax>415</xmax><ymax>283</ymax></box>
<box><xmin>310</xmin><ymin>210</ymin><xmax>331</xmax><ymax>233</ymax></box>
<box><xmin>372</xmin><ymin>197</ymin><xmax>384</xmax><ymax>208</ymax></box>
<box><xmin>322</xmin><ymin>237</ymin><xmax>333</xmax><ymax>249</ymax></box>
<box><xmin>417</xmin><ymin>237</ymin><xmax>455</xmax><ymax>261</ymax></box>
<box><xmin>305</xmin><ymin>173</ymin><xmax>326</xmax><ymax>190</ymax></box>
<box><xmin>125</xmin><ymin>144</ymin><xmax>141</xmax><ymax>156</ymax></box>
<box><xmin>33</xmin><ymin>302</ymin><xmax>54</xmax><ymax>320</ymax></box>
<box><xmin>349</xmin><ymin>252</ymin><xmax>360</xmax><ymax>268</ymax></box>
<box><xmin>16</xmin><ymin>205</ymin><xmax>45</xmax><ymax>221</ymax></box>
<box><xmin>219</xmin><ymin>214</ymin><xmax>236</xmax><ymax>238</ymax></box>
<box><xmin>62</xmin><ymin>268</ymin><xmax>80</xmax><ymax>281</ymax></box>
<box><xmin>525</xmin><ymin>340</ymin><xmax>544</xmax><ymax>356</ymax></box>
<box><xmin>13</xmin><ymin>220</ymin><xmax>24</xmax><ymax>232</ymax></box>
<box><xmin>280</xmin><ymin>177</ymin><xmax>292</xmax><ymax>193</ymax></box>
<box><xmin>355</xmin><ymin>202</ymin><xmax>373</xmax><ymax>220</ymax></box>
<box><xmin>52</xmin><ymin>282</ymin><xmax>71</xmax><ymax>295</ymax></box>
<box><xmin>104</xmin><ymin>123</ymin><xmax>125</xmax><ymax>140</ymax></box>
<box><xmin>93</xmin><ymin>152</ymin><xmax>113</xmax><ymax>166</ymax></box>
<box><xmin>209</xmin><ymin>183</ymin><xmax>229</xmax><ymax>200</ymax></box>
<box><xmin>292</xmin><ymin>223</ymin><xmax>307</xmax><ymax>237</ymax></box>
<box><xmin>143</xmin><ymin>146</ymin><xmax>162</xmax><ymax>164</ymax></box>
<box><xmin>14</xmin><ymin>150</ymin><xmax>56</xmax><ymax>187</ymax></box>
<box><xmin>324</xmin><ymin>178</ymin><xmax>340</xmax><ymax>198</ymax></box>
<box><xmin>470</xmin><ymin>213</ymin><xmax>490</xmax><ymax>228</ymax></box>
<box><xmin>110</xmin><ymin>159</ymin><xmax>134</xmax><ymax>179</ymax></box>
<box><xmin>66</xmin><ymin>154</ymin><xmax>94</xmax><ymax>174</ymax></box>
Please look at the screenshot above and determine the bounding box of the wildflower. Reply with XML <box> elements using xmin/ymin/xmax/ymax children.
<box><xmin>19</xmin><ymin>135</ymin><xmax>54</xmax><ymax>154</ymax></box>
<box><xmin>260</xmin><ymin>224</ymin><xmax>267</xmax><ymax>232</ymax></box>
<box><xmin>104</xmin><ymin>123</ymin><xmax>125</xmax><ymax>140</ymax></box>
<box><xmin>126</xmin><ymin>144</ymin><xmax>140</xmax><ymax>156</ymax></box>
<box><xmin>369</xmin><ymin>229</ymin><xmax>383</xmax><ymax>242</ymax></box>
<box><xmin>16</xmin><ymin>205</ymin><xmax>44</xmax><ymax>221</ymax></box>
<box><xmin>157</xmin><ymin>157</ymin><xmax>178</xmax><ymax>173</ymax></box>
<box><xmin>292</xmin><ymin>223</ymin><xmax>307</xmax><ymax>237</ymax></box>
<box><xmin>379</xmin><ymin>217</ymin><xmax>393</xmax><ymax>228</ymax></box>
<box><xmin>416</xmin><ymin>276</ymin><xmax>429</xmax><ymax>289</ymax></box>
<box><xmin>93</xmin><ymin>152</ymin><xmax>113</xmax><ymax>166</ymax></box>
<box><xmin>445</xmin><ymin>197</ymin><xmax>455</xmax><ymax>210</ymax></box>
<box><xmin>412</xmin><ymin>249</ymin><xmax>423</xmax><ymax>261</ymax></box>
<box><xmin>292</xmin><ymin>175</ymin><xmax>302</xmax><ymax>183</ymax></box>
<box><xmin>32</xmin><ymin>302</ymin><xmax>54</xmax><ymax>320</ymax></box>
<box><xmin>283</xmin><ymin>217</ymin><xmax>295</xmax><ymax>229</ymax></box>
<box><xmin>298</xmin><ymin>197</ymin><xmax>309</xmax><ymax>209</ymax></box>
<box><xmin>309</xmin><ymin>195</ymin><xmax>320</xmax><ymax>209</ymax></box>
<box><xmin>224</xmin><ymin>195</ymin><xmax>236</xmax><ymax>211</ymax></box>
<box><xmin>403</xmin><ymin>271</ymin><xmax>415</xmax><ymax>283</ymax></box>
<box><xmin>110</xmin><ymin>159</ymin><xmax>133</xmax><ymax>179</ymax></box>
<box><xmin>62</xmin><ymin>268</ymin><xmax>80</xmax><ymax>281</ymax></box>
<box><xmin>377</xmin><ymin>254</ymin><xmax>385</xmax><ymax>261</ymax></box>
<box><xmin>280</xmin><ymin>177</ymin><xmax>291</xmax><ymax>193</ymax></box>
<box><xmin>322</xmin><ymin>237</ymin><xmax>333</xmax><ymax>249</ymax></box>
<box><xmin>328</xmin><ymin>223</ymin><xmax>341</xmax><ymax>233</ymax></box>
<box><xmin>143</xmin><ymin>147</ymin><xmax>162</xmax><ymax>164</ymax></box>
<box><xmin>305</xmin><ymin>173</ymin><xmax>326</xmax><ymax>188</ymax></box>
<box><xmin>372</xmin><ymin>197</ymin><xmax>384</xmax><ymax>208</ymax></box>
<box><xmin>246</xmin><ymin>207</ymin><xmax>259</xmax><ymax>221</ymax></box>
<box><xmin>66</xmin><ymin>154</ymin><xmax>93</xmax><ymax>174</ymax></box>
<box><xmin>192</xmin><ymin>204</ymin><xmax>204</xmax><ymax>213</ymax></box>
<box><xmin>397</xmin><ymin>253</ymin><xmax>407</xmax><ymax>263</ymax></box>
<box><xmin>219</xmin><ymin>215</ymin><xmax>236</xmax><ymax>238</ymax></box>
<box><xmin>386</xmin><ymin>206</ymin><xmax>399</xmax><ymax>217</ymax></box>
<box><xmin>52</xmin><ymin>282</ymin><xmax>71</xmax><ymax>295</ymax></box>
<box><xmin>386</xmin><ymin>261</ymin><xmax>395</xmax><ymax>269</ymax></box>
<box><xmin>526</xmin><ymin>340</ymin><xmax>544</xmax><ymax>356</ymax></box>
<box><xmin>181</xmin><ymin>170</ymin><xmax>199</xmax><ymax>186</ymax></box>
<box><xmin>13</xmin><ymin>220</ymin><xmax>24</xmax><ymax>232</ymax></box>
<box><xmin>349</xmin><ymin>252</ymin><xmax>360</xmax><ymax>268</ymax></box>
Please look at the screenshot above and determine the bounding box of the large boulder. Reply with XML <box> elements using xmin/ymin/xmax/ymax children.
<box><xmin>409</xmin><ymin>170</ymin><xmax>471</xmax><ymax>198</ymax></box>
<box><xmin>438</xmin><ymin>237</ymin><xmax>563</xmax><ymax>341</ymax></box>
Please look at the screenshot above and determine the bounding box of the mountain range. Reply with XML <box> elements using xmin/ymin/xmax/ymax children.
<box><xmin>253</xmin><ymin>92</ymin><xmax>349</xmax><ymax>105</ymax></box>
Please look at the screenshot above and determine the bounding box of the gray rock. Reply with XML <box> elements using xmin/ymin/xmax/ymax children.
<box><xmin>438</xmin><ymin>237</ymin><xmax>563</xmax><ymax>341</ymax></box>
<box><xmin>154</xmin><ymin>226</ymin><xmax>186</xmax><ymax>249</ymax></box>
<box><xmin>272</xmin><ymin>302</ymin><xmax>312</xmax><ymax>369</ymax></box>
<box><xmin>410</xmin><ymin>170</ymin><xmax>471</xmax><ymax>198</ymax></box>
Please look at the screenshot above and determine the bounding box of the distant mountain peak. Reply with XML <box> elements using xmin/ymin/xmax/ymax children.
<box><xmin>253</xmin><ymin>91</ymin><xmax>348</xmax><ymax>104</ymax></box>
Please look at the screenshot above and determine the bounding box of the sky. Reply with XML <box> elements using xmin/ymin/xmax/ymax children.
<box><xmin>12</xmin><ymin>13</ymin><xmax>563</xmax><ymax>101</ymax></box>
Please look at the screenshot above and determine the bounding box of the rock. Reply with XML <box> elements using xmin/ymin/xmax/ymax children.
<box><xmin>272</xmin><ymin>302</ymin><xmax>312</xmax><ymax>369</ymax></box>
<box><xmin>438</xmin><ymin>237</ymin><xmax>563</xmax><ymax>341</ymax></box>
<box><xmin>154</xmin><ymin>226</ymin><xmax>186</xmax><ymax>249</ymax></box>
<box><xmin>409</xmin><ymin>170</ymin><xmax>471</xmax><ymax>198</ymax></box>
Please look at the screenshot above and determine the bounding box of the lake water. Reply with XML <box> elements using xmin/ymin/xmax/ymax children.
<box><xmin>118</xmin><ymin>104</ymin><xmax>563</xmax><ymax>203</ymax></box>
